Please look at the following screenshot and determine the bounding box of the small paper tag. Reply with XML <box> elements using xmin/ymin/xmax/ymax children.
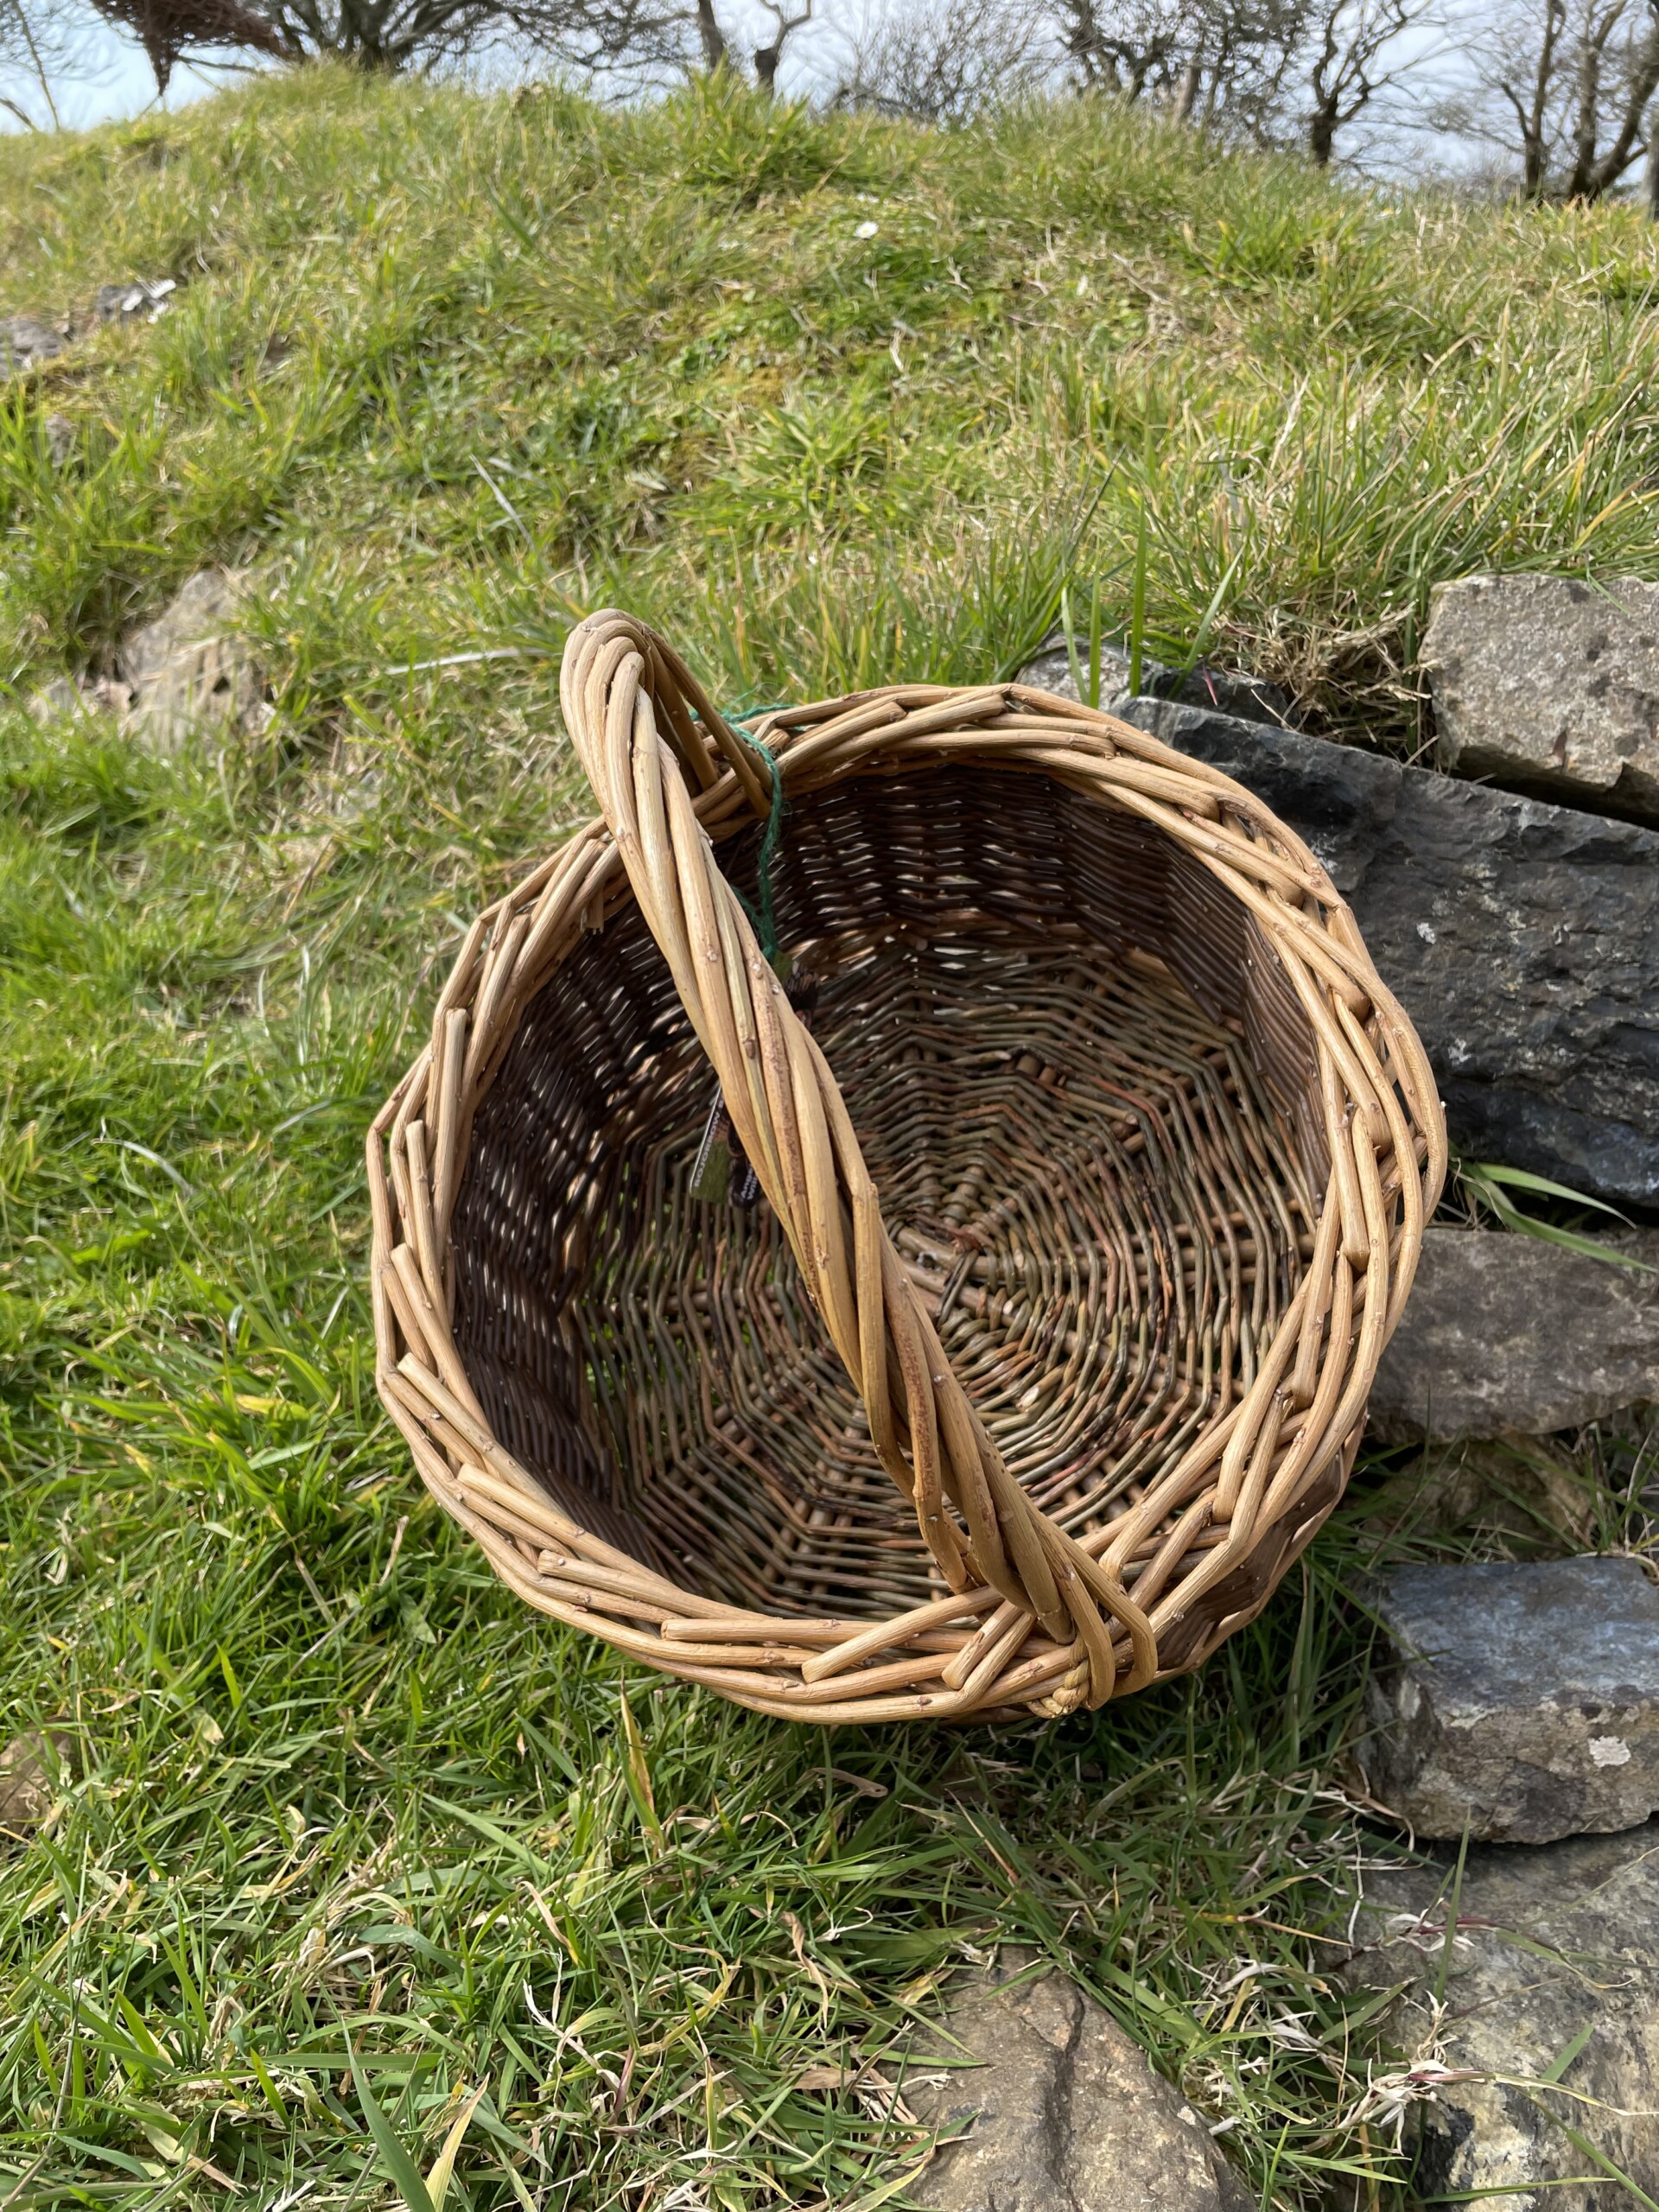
<box><xmin>690</xmin><ymin>1094</ymin><xmax>731</xmax><ymax>1204</ymax></box>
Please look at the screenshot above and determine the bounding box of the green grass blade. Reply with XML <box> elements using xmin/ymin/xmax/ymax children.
<box><xmin>1465</xmin><ymin>1162</ymin><xmax>1630</xmax><ymax>1219</ymax></box>
<box><xmin>1128</xmin><ymin>502</ymin><xmax>1150</xmax><ymax>699</ymax></box>
<box><xmin>349</xmin><ymin>2049</ymin><xmax>437</xmax><ymax>2212</ymax></box>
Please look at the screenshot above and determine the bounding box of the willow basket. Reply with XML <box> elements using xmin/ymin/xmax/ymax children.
<box><xmin>367</xmin><ymin>611</ymin><xmax>1445</xmax><ymax>1724</ymax></box>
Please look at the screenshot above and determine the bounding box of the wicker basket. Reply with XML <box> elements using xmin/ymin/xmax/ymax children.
<box><xmin>368</xmin><ymin>610</ymin><xmax>1444</xmax><ymax>1724</ymax></box>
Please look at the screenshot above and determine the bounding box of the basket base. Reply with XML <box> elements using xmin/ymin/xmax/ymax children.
<box><xmin>454</xmin><ymin>906</ymin><xmax>1316</xmax><ymax>1624</ymax></box>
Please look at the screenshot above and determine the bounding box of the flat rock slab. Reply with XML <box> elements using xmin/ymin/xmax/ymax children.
<box><xmin>1340</xmin><ymin>1820</ymin><xmax>1659</xmax><ymax>2209</ymax></box>
<box><xmin>1425</xmin><ymin>573</ymin><xmax>1659</xmax><ymax>823</ymax></box>
<box><xmin>1090</xmin><ymin>694</ymin><xmax>1659</xmax><ymax>1211</ymax></box>
<box><xmin>1357</xmin><ymin>1556</ymin><xmax>1659</xmax><ymax>1842</ymax></box>
<box><xmin>1367</xmin><ymin>1226</ymin><xmax>1659</xmax><ymax>1442</ymax></box>
<box><xmin>118</xmin><ymin>567</ymin><xmax>268</xmax><ymax>755</ymax></box>
<box><xmin>908</xmin><ymin>1955</ymin><xmax>1249</xmax><ymax>2210</ymax></box>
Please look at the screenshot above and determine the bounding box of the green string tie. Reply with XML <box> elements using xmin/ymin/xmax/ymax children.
<box><xmin>726</xmin><ymin>704</ymin><xmax>789</xmax><ymax>976</ymax></box>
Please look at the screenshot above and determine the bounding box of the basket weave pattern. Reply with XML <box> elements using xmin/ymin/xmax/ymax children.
<box><xmin>368</xmin><ymin>612</ymin><xmax>1444</xmax><ymax>1723</ymax></box>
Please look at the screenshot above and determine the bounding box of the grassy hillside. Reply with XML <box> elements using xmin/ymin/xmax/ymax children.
<box><xmin>2</xmin><ymin>67</ymin><xmax>1658</xmax><ymax>2209</ymax></box>
<box><xmin>7</xmin><ymin>67</ymin><xmax>1659</xmax><ymax>735</ymax></box>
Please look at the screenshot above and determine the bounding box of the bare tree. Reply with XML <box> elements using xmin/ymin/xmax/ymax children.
<box><xmin>569</xmin><ymin>0</ymin><xmax>829</xmax><ymax>87</ymax></box>
<box><xmin>1304</xmin><ymin>0</ymin><xmax>1433</xmax><ymax>164</ymax></box>
<box><xmin>1563</xmin><ymin>0</ymin><xmax>1659</xmax><ymax>193</ymax></box>
<box><xmin>92</xmin><ymin>0</ymin><xmax>510</xmax><ymax>68</ymax></box>
<box><xmin>86</xmin><ymin>0</ymin><xmax>283</xmax><ymax>87</ymax></box>
<box><xmin>1052</xmin><ymin>0</ymin><xmax>1190</xmax><ymax>100</ymax></box>
<box><xmin>1046</xmin><ymin>0</ymin><xmax>1427</xmax><ymax>161</ymax></box>
<box><xmin>1049</xmin><ymin>0</ymin><xmax>1649</xmax><ymax>182</ymax></box>
<box><xmin>753</xmin><ymin>0</ymin><xmax>810</xmax><ymax>93</ymax></box>
<box><xmin>835</xmin><ymin>0</ymin><xmax>1052</xmax><ymax>121</ymax></box>
<box><xmin>1493</xmin><ymin>0</ymin><xmax>1571</xmax><ymax>189</ymax></box>
<box><xmin>1466</xmin><ymin>0</ymin><xmax>1659</xmax><ymax>199</ymax></box>
<box><xmin>1050</xmin><ymin>0</ymin><xmax>1275</xmax><ymax>117</ymax></box>
<box><xmin>78</xmin><ymin>0</ymin><xmax>821</xmax><ymax>92</ymax></box>
<box><xmin>1199</xmin><ymin>0</ymin><xmax>1306</xmax><ymax>140</ymax></box>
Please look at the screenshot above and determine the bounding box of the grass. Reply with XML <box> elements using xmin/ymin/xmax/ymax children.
<box><xmin>1</xmin><ymin>62</ymin><xmax>1658</xmax><ymax>2210</ymax></box>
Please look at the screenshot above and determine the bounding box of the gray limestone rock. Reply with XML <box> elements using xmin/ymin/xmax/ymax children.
<box><xmin>118</xmin><ymin>568</ymin><xmax>270</xmax><ymax>756</ymax></box>
<box><xmin>1356</xmin><ymin>1556</ymin><xmax>1659</xmax><ymax>1843</ymax></box>
<box><xmin>24</xmin><ymin>672</ymin><xmax>132</xmax><ymax>726</ymax></box>
<box><xmin>1367</xmin><ymin>1226</ymin><xmax>1659</xmax><ymax>1443</ymax></box>
<box><xmin>3</xmin><ymin>280</ymin><xmax>175</xmax><ymax>383</ymax></box>
<box><xmin>1340</xmin><ymin>1821</ymin><xmax>1659</xmax><ymax>2209</ymax></box>
<box><xmin>95</xmin><ymin>277</ymin><xmax>177</xmax><ymax>326</ymax></box>
<box><xmin>1</xmin><ymin>315</ymin><xmax>67</xmax><ymax>374</ymax></box>
<box><xmin>1424</xmin><ymin>573</ymin><xmax>1659</xmax><ymax>823</ymax></box>
<box><xmin>19</xmin><ymin>569</ymin><xmax>272</xmax><ymax>755</ymax></box>
<box><xmin>907</xmin><ymin>1955</ymin><xmax>1250</xmax><ymax>2211</ymax></box>
<box><xmin>0</xmin><ymin>1732</ymin><xmax>70</xmax><ymax>1838</ymax></box>
<box><xmin>25</xmin><ymin>673</ymin><xmax>95</xmax><ymax>725</ymax></box>
<box><xmin>1020</xmin><ymin>630</ymin><xmax>1290</xmax><ymax>726</ymax></box>
<box><xmin>1091</xmin><ymin>694</ymin><xmax>1659</xmax><ymax>1211</ymax></box>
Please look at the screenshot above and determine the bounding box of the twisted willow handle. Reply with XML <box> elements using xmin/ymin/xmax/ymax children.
<box><xmin>561</xmin><ymin>609</ymin><xmax>1157</xmax><ymax>1707</ymax></box>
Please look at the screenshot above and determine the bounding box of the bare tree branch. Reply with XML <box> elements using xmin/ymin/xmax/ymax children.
<box><xmin>834</xmin><ymin>0</ymin><xmax>1051</xmax><ymax>122</ymax></box>
<box><xmin>1306</xmin><ymin>0</ymin><xmax>1430</xmax><ymax>166</ymax></box>
<box><xmin>0</xmin><ymin>0</ymin><xmax>63</xmax><ymax>123</ymax></box>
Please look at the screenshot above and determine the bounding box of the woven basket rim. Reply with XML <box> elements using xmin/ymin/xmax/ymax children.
<box><xmin>367</xmin><ymin>611</ymin><xmax>1446</xmax><ymax>1725</ymax></box>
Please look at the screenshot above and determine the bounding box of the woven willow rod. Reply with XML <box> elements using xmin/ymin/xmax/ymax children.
<box><xmin>368</xmin><ymin>609</ymin><xmax>1445</xmax><ymax>1724</ymax></box>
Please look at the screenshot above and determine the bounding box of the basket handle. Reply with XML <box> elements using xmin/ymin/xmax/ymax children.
<box><xmin>560</xmin><ymin>610</ymin><xmax>1155</xmax><ymax>1707</ymax></box>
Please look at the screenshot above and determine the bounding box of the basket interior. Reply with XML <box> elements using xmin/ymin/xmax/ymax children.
<box><xmin>450</xmin><ymin>763</ymin><xmax>1325</xmax><ymax>1621</ymax></box>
